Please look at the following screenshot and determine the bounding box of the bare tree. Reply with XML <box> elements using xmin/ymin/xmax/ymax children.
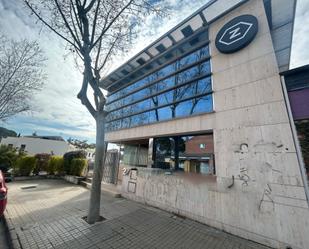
<box><xmin>23</xmin><ymin>0</ymin><xmax>166</xmax><ymax>223</ymax></box>
<box><xmin>0</xmin><ymin>35</ymin><xmax>45</xmax><ymax>120</ymax></box>
<box><xmin>68</xmin><ymin>137</ymin><xmax>96</xmax><ymax>150</ymax></box>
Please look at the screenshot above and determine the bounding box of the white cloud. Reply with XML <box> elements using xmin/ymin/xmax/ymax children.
<box><xmin>290</xmin><ymin>0</ymin><xmax>309</xmax><ymax>68</ymax></box>
<box><xmin>0</xmin><ymin>0</ymin><xmax>95</xmax><ymax>140</ymax></box>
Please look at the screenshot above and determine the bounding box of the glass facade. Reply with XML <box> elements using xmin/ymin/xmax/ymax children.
<box><xmin>122</xmin><ymin>144</ymin><xmax>148</xmax><ymax>167</ymax></box>
<box><xmin>105</xmin><ymin>43</ymin><xmax>212</xmax><ymax>132</ymax></box>
<box><xmin>153</xmin><ymin>134</ymin><xmax>215</xmax><ymax>175</ymax></box>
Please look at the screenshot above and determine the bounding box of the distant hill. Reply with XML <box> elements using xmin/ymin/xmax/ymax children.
<box><xmin>0</xmin><ymin>127</ymin><xmax>17</xmax><ymax>139</ymax></box>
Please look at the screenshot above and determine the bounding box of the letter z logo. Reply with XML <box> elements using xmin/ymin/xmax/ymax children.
<box><xmin>229</xmin><ymin>27</ymin><xmax>241</xmax><ymax>39</ymax></box>
<box><xmin>219</xmin><ymin>22</ymin><xmax>253</xmax><ymax>46</ymax></box>
<box><xmin>215</xmin><ymin>15</ymin><xmax>258</xmax><ymax>54</ymax></box>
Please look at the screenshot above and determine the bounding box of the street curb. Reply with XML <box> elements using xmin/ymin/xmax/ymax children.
<box><xmin>3</xmin><ymin>212</ymin><xmax>22</xmax><ymax>249</ymax></box>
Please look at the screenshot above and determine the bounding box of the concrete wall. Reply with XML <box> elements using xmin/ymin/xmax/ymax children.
<box><xmin>107</xmin><ymin>1</ymin><xmax>309</xmax><ymax>248</ymax></box>
<box><xmin>0</xmin><ymin>137</ymin><xmax>73</xmax><ymax>156</ymax></box>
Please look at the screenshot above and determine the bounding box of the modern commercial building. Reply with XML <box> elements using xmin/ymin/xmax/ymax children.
<box><xmin>101</xmin><ymin>0</ymin><xmax>309</xmax><ymax>248</ymax></box>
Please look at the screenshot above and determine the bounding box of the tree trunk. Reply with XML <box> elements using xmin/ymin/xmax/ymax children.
<box><xmin>87</xmin><ymin>113</ymin><xmax>105</xmax><ymax>224</ymax></box>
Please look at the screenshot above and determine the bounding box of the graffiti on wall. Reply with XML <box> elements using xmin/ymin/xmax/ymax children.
<box><xmin>259</xmin><ymin>183</ymin><xmax>274</xmax><ymax>211</ymax></box>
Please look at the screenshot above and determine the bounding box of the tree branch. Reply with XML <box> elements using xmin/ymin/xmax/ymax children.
<box><xmin>90</xmin><ymin>0</ymin><xmax>101</xmax><ymax>44</ymax></box>
<box><xmin>84</xmin><ymin>0</ymin><xmax>97</xmax><ymax>13</ymax></box>
<box><xmin>54</xmin><ymin>0</ymin><xmax>82</xmax><ymax>48</ymax></box>
<box><xmin>91</xmin><ymin>0</ymin><xmax>134</xmax><ymax>49</ymax></box>
<box><xmin>71</xmin><ymin>0</ymin><xmax>83</xmax><ymax>33</ymax></box>
<box><xmin>77</xmin><ymin>74</ymin><xmax>97</xmax><ymax>118</ymax></box>
<box><xmin>98</xmin><ymin>35</ymin><xmax>119</xmax><ymax>72</ymax></box>
<box><xmin>24</xmin><ymin>0</ymin><xmax>81</xmax><ymax>53</ymax></box>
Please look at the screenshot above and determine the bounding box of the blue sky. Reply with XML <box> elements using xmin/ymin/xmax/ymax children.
<box><xmin>0</xmin><ymin>0</ymin><xmax>308</xmax><ymax>143</ymax></box>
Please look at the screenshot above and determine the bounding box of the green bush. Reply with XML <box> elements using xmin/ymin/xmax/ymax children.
<box><xmin>0</xmin><ymin>144</ymin><xmax>18</xmax><ymax>172</ymax></box>
<box><xmin>16</xmin><ymin>156</ymin><xmax>37</xmax><ymax>176</ymax></box>
<box><xmin>63</xmin><ymin>150</ymin><xmax>86</xmax><ymax>175</ymax></box>
<box><xmin>47</xmin><ymin>156</ymin><xmax>64</xmax><ymax>175</ymax></box>
<box><xmin>70</xmin><ymin>158</ymin><xmax>87</xmax><ymax>176</ymax></box>
<box><xmin>34</xmin><ymin>153</ymin><xmax>51</xmax><ymax>174</ymax></box>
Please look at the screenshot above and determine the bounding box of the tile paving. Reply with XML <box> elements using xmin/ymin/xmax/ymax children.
<box><xmin>5</xmin><ymin>179</ymin><xmax>271</xmax><ymax>249</ymax></box>
<box><xmin>0</xmin><ymin>216</ymin><xmax>10</xmax><ymax>249</ymax></box>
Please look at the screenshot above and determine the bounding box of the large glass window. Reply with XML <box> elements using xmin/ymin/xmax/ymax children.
<box><xmin>178</xmin><ymin>50</ymin><xmax>199</xmax><ymax>69</ymax></box>
<box><xmin>123</xmin><ymin>144</ymin><xmax>148</xmax><ymax>167</ymax></box>
<box><xmin>153</xmin><ymin>134</ymin><xmax>215</xmax><ymax>175</ymax></box>
<box><xmin>154</xmin><ymin>137</ymin><xmax>176</xmax><ymax>170</ymax></box>
<box><xmin>105</xmin><ymin>43</ymin><xmax>212</xmax><ymax>132</ymax></box>
<box><xmin>107</xmin><ymin>44</ymin><xmax>210</xmax><ymax>104</ymax></box>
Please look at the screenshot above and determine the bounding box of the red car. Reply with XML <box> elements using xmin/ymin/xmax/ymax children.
<box><xmin>0</xmin><ymin>170</ymin><xmax>7</xmax><ymax>216</ymax></box>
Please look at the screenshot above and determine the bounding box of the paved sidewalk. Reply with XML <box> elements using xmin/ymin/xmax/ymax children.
<box><xmin>5</xmin><ymin>179</ymin><xmax>270</xmax><ymax>249</ymax></box>
<box><xmin>0</xmin><ymin>217</ymin><xmax>10</xmax><ymax>249</ymax></box>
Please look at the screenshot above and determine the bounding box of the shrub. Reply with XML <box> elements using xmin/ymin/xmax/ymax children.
<box><xmin>34</xmin><ymin>153</ymin><xmax>51</xmax><ymax>174</ymax></box>
<box><xmin>0</xmin><ymin>145</ymin><xmax>18</xmax><ymax>173</ymax></box>
<box><xmin>48</xmin><ymin>156</ymin><xmax>64</xmax><ymax>175</ymax></box>
<box><xmin>16</xmin><ymin>156</ymin><xmax>37</xmax><ymax>176</ymax></box>
<box><xmin>63</xmin><ymin>150</ymin><xmax>86</xmax><ymax>175</ymax></box>
<box><xmin>70</xmin><ymin>158</ymin><xmax>87</xmax><ymax>176</ymax></box>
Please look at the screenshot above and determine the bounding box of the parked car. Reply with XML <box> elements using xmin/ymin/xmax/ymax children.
<box><xmin>0</xmin><ymin>170</ymin><xmax>8</xmax><ymax>216</ymax></box>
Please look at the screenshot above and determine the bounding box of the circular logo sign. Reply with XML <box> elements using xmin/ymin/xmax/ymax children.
<box><xmin>215</xmin><ymin>15</ymin><xmax>258</xmax><ymax>54</ymax></box>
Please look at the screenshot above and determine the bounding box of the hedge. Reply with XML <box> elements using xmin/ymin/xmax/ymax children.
<box><xmin>34</xmin><ymin>153</ymin><xmax>51</xmax><ymax>174</ymax></box>
<box><xmin>47</xmin><ymin>156</ymin><xmax>64</xmax><ymax>175</ymax></box>
<box><xmin>0</xmin><ymin>144</ymin><xmax>18</xmax><ymax>173</ymax></box>
<box><xmin>70</xmin><ymin>158</ymin><xmax>87</xmax><ymax>176</ymax></box>
<box><xmin>63</xmin><ymin>150</ymin><xmax>86</xmax><ymax>175</ymax></box>
<box><xmin>16</xmin><ymin>156</ymin><xmax>37</xmax><ymax>176</ymax></box>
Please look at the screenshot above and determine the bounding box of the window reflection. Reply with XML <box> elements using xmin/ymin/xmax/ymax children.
<box><xmin>198</xmin><ymin>77</ymin><xmax>212</xmax><ymax>93</ymax></box>
<box><xmin>158</xmin><ymin>106</ymin><xmax>172</xmax><ymax>121</ymax></box>
<box><xmin>158</xmin><ymin>63</ymin><xmax>176</xmax><ymax>78</ymax></box>
<box><xmin>105</xmin><ymin>43</ymin><xmax>213</xmax><ymax>132</ymax></box>
<box><xmin>178</xmin><ymin>50</ymin><xmax>199</xmax><ymax>69</ymax></box>
<box><xmin>153</xmin><ymin>134</ymin><xmax>215</xmax><ymax>175</ymax></box>
<box><xmin>106</xmin><ymin>55</ymin><xmax>210</xmax><ymax>113</ymax></box>
<box><xmin>107</xmin><ymin>44</ymin><xmax>210</xmax><ymax>105</ymax></box>
<box><xmin>200</xmin><ymin>46</ymin><xmax>209</xmax><ymax>58</ymax></box>
<box><xmin>154</xmin><ymin>137</ymin><xmax>176</xmax><ymax>170</ymax></box>
<box><xmin>176</xmin><ymin>100</ymin><xmax>192</xmax><ymax>118</ymax></box>
<box><xmin>131</xmin><ymin>112</ymin><xmax>149</xmax><ymax>127</ymax></box>
<box><xmin>177</xmin><ymin>66</ymin><xmax>199</xmax><ymax>85</ymax></box>
<box><xmin>149</xmin><ymin>110</ymin><xmax>159</xmax><ymax>122</ymax></box>
<box><xmin>191</xmin><ymin>95</ymin><xmax>213</xmax><ymax>114</ymax></box>
<box><xmin>178</xmin><ymin>134</ymin><xmax>215</xmax><ymax>174</ymax></box>
<box><xmin>121</xmin><ymin>117</ymin><xmax>131</xmax><ymax>129</ymax></box>
<box><xmin>200</xmin><ymin>61</ymin><xmax>211</xmax><ymax>74</ymax></box>
<box><xmin>123</xmin><ymin>144</ymin><xmax>148</xmax><ymax>167</ymax></box>
<box><xmin>157</xmin><ymin>90</ymin><xmax>172</xmax><ymax>106</ymax></box>
<box><xmin>159</xmin><ymin>76</ymin><xmax>175</xmax><ymax>90</ymax></box>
